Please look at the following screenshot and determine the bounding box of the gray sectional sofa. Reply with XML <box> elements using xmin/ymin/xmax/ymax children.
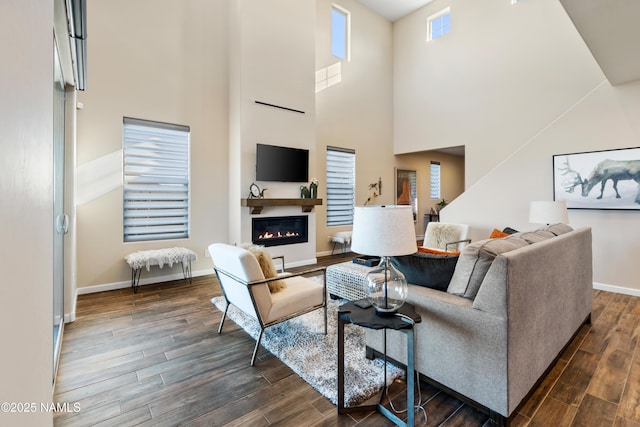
<box><xmin>365</xmin><ymin>224</ymin><xmax>593</xmax><ymax>424</ymax></box>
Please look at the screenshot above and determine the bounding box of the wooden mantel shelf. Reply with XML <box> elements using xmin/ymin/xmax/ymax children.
<box><xmin>241</xmin><ymin>198</ymin><xmax>323</xmax><ymax>214</ymax></box>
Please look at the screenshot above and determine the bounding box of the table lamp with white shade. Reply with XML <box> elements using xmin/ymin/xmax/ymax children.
<box><xmin>351</xmin><ymin>205</ymin><xmax>417</xmax><ymax>316</ymax></box>
<box><xmin>529</xmin><ymin>201</ymin><xmax>569</xmax><ymax>225</ymax></box>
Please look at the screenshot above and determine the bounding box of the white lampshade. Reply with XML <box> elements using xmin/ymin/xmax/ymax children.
<box><xmin>351</xmin><ymin>205</ymin><xmax>417</xmax><ymax>256</ymax></box>
<box><xmin>529</xmin><ymin>201</ymin><xmax>569</xmax><ymax>224</ymax></box>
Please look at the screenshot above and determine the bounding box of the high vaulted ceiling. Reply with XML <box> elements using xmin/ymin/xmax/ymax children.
<box><xmin>358</xmin><ymin>0</ymin><xmax>640</xmax><ymax>86</ymax></box>
<box><xmin>357</xmin><ymin>0</ymin><xmax>433</xmax><ymax>22</ymax></box>
<box><xmin>560</xmin><ymin>0</ymin><xmax>640</xmax><ymax>85</ymax></box>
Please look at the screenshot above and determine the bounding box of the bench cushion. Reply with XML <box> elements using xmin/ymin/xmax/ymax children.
<box><xmin>125</xmin><ymin>247</ymin><xmax>196</xmax><ymax>271</ymax></box>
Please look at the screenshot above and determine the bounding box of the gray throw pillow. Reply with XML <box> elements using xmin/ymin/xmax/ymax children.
<box><xmin>544</xmin><ymin>223</ymin><xmax>573</xmax><ymax>236</ymax></box>
<box><xmin>391</xmin><ymin>253</ymin><xmax>459</xmax><ymax>292</ymax></box>
<box><xmin>519</xmin><ymin>230</ymin><xmax>555</xmax><ymax>244</ymax></box>
<box><xmin>447</xmin><ymin>237</ymin><xmax>529</xmax><ymax>299</ymax></box>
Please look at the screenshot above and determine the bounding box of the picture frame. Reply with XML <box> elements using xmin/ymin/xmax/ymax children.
<box><xmin>395</xmin><ymin>168</ymin><xmax>418</xmax><ymax>221</ymax></box>
<box><xmin>553</xmin><ymin>147</ymin><xmax>640</xmax><ymax>210</ymax></box>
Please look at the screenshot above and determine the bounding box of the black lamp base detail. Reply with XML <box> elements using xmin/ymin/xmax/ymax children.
<box><xmin>374</xmin><ymin>309</ymin><xmax>398</xmax><ymax>317</ymax></box>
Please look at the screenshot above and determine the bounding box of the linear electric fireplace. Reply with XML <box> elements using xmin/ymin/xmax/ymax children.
<box><xmin>252</xmin><ymin>216</ymin><xmax>308</xmax><ymax>247</ymax></box>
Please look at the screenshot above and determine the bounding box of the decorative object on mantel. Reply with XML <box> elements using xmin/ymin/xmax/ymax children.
<box><xmin>309</xmin><ymin>178</ymin><xmax>318</xmax><ymax>199</ymax></box>
<box><xmin>248</xmin><ymin>182</ymin><xmax>266</xmax><ymax>199</ymax></box>
<box><xmin>300</xmin><ymin>178</ymin><xmax>319</xmax><ymax>199</ymax></box>
<box><xmin>241</xmin><ymin>198</ymin><xmax>322</xmax><ymax>214</ymax></box>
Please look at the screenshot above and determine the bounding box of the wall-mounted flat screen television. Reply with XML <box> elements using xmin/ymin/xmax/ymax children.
<box><xmin>256</xmin><ymin>143</ymin><xmax>309</xmax><ymax>182</ymax></box>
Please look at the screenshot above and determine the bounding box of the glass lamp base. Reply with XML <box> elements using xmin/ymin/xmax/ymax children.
<box><xmin>365</xmin><ymin>257</ymin><xmax>408</xmax><ymax>315</ymax></box>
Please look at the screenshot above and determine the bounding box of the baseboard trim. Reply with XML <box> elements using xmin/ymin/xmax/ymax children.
<box><xmin>77</xmin><ymin>268</ymin><xmax>215</xmax><ymax>295</ymax></box>
<box><xmin>76</xmin><ymin>258</ymin><xmax>318</xmax><ymax>295</ymax></box>
<box><xmin>593</xmin><ymin>282</ymin><xmax>640</xmax><ymax>297</ymax></box>
<box><xmin>285</xmin><ymin>258</ymin><xmax>317</xmax><ymax>269</ymax></box>
<box><xmin>317</xmin><ymin>249</ymin><xmax>351</xmax><ymax>257</ymax></box>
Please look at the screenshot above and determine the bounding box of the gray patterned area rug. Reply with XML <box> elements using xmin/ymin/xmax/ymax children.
<box><xmin>210</xmin><ymin>295</ymin><xmax>403</xmax><ymax>407</ymax></box>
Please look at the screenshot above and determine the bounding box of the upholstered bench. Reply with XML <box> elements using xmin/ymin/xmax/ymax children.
<box><xmin>125</xmin><ymin>247</ymin><xmax>197</xmax><ymax>293</ymax></box>
<box><xmin>329</xmin><ymin>231</ymin><xmax>352</xmax><ymax>256</ymax></box>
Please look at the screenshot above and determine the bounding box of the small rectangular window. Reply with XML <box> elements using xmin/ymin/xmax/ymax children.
<box><xmin>427</xmin><ymin>8</ymin><xmax>451</xmax><ymax>41</ymax></box>
<box><xmin>430</xmin><ymin>161</ymin><xmax>441</xmax><ymax>199</ymax></box>
<box><xmin>123</xmin><ymin>117</ymin><xmax>190</xmax><ymax>242</ymax></box>
<box><xmin>326</xmin><ymin>147</ymin><xmax>355</xmax><ymax>226</ymax></box>
<box><xmin>331</xmin><ymin>5</ymin><xmax>350</xmax><ymax>61</ymax></box>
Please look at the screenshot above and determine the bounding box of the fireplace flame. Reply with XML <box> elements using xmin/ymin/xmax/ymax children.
<box><xmin>258</xmin><ymin>230</ymin><xmax>300</xmax><ymax>240</ymax></box>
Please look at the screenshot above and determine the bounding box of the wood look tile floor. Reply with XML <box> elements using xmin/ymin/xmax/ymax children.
<box><xmin>54</xmin><ymin>254</ymin><xmax>640</xmax><ymax>426</ymax></box>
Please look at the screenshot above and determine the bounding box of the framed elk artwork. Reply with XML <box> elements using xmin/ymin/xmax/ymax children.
<box><xmin>553</xmin><ymin>147</ymin><xmax>640</xmax><ymax>210</ymax></box>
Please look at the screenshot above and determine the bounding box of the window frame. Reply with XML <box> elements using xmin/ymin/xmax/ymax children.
<box><xmin>326</xmin><ymin>146</ymin><xmax>355</xmax><ymax>227</ymax></box>
<box><xmin>122</xmin><ymin>117</ymin><xmax>191</xmax><ymax>243</ymax></box>
<box><xmin>427</xmin><ymin>7</ymin><xmax>451</xmax><ymax>42</ymax></box>
<box><xmin>331</xmin><ymin>4</ymin><xmax>351</xmax><ymax>61</ymax></box>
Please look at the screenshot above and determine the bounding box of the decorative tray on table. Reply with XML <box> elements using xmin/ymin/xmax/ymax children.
<box><xmin>352</xmin><ymin>255</ymin><xmax>381</xmax><ymax>267</ymax></box>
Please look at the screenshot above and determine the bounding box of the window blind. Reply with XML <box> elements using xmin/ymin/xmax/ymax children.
<box><xmin>123</xmin><ymin>117</ymin><xmax>190</xmax><ymax>242</ymax></box>
<box><xmin>326</xmin><ymin>147</ymin><xmax>355</xmax><ymax>226</ymax></box>
<box><xmin>430</xmin><ymin>161</ymin><xmax>441</xmax><ymax>199</ymax></box>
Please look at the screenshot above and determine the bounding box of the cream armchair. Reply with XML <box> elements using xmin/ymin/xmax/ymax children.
<box><xmin>423</xmin><ymin>222</ymin><xmax>471</xmax><ymax>251</ymax></box>
<box><xmin>208</xmin><ymin>243</ymin><xmax>327</xmax><ymax>365</ymax></box>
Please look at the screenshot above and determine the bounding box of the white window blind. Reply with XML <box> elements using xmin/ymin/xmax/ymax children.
<box><xmin>123</xmin><ymin>117</ymin><xmax>190</xmax><ymax>242</ymax></box>
<box><xmin>326</xmin><ymin>147</ymin><xmax>355</xmax><ymax>226</ymax></box>
<box><xmin>430</xmin><ymin>161</ymin><xmax>441</xmax><ymax>199</ymax></box>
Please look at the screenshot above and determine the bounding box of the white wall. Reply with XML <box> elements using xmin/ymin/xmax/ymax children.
<box><xmin>394</xmin><ymin>0</ymin><xmax>640</xmax><ymax>291</ymax></box>
<box><xmin>0</xmin><ymin>1</ymin><xmax>54</xmax><ymax>425</ymax></box>
<box><xmin>394</xmin><ymin>0</ymin><xmax>604</xmax><ymax>184</ymax></box>
<box><xmin>315</xmin><ymin>0</ymin><xmax>396</xmax><ymax>254</ymax></box>
<box><xmin>76</xmin><ymin>0</ymin><xmax>230</xmax><ymax>289</ymax></box>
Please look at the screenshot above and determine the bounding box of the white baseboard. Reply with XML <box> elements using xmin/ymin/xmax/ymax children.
<box><xmin>284</xmin><ymin>258</ymin><xmax>317</xmax><ymax>269</ymax></box>
<box><xmin>593</xmin><ymin>282</ymin><xmax>640</xmax><ymax>297</ymax></box>
<box><xmin>77</xmin><ymin>268</ymin><xmax>215</xmax><ymax>295</ymax></box>
<box><xmin>75</xmin><ymin>258</ymin><xmax>318</xmax><ymax>296</ymax></box>
<box><xmin>317</xmin><ymin>248</ymin><xmax>352</xmax><ymax>257</ymax></box>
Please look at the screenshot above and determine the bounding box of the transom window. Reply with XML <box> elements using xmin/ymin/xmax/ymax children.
<box><xmin>331</xmin><ymin>4</ymin><xmax>350</xmax><ymax>61</ymax></box>
<box><xmin>326</xmin><ymin>147</ymin><xmax>355</xmax><ymax>226</ymax></box>
<box><xmin>427</xmin><ymin>7</ymin><xmax>451</xmax><ymax>41</ymax></box>
<box><xmin>123</xmin><ymin>117</ymin><xmax>190</xmax><ymax>242</ymax></box>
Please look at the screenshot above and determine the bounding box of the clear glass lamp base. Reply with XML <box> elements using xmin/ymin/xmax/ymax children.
<box><xmin>365</xmin><ymin>257</ymin><xmax>408</xmax><ymax>316</ymax></box>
